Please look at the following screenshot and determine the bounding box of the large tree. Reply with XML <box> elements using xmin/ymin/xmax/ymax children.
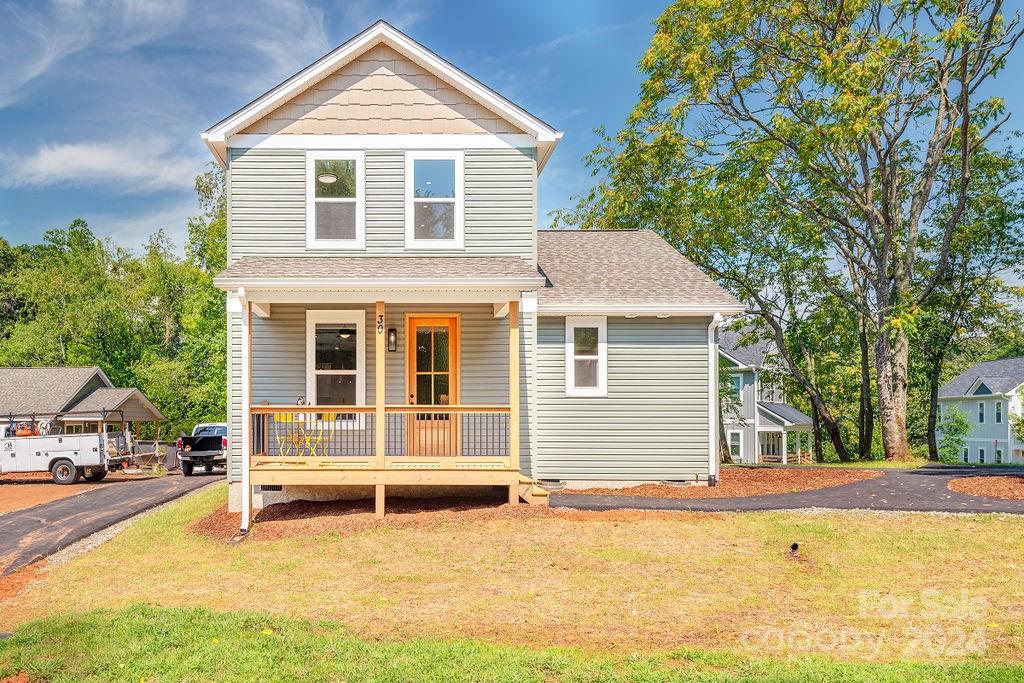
<box><xmin>556</xmin><ymin>0</ymin><xmax>1021</xmax><ymax>459</ymax></box>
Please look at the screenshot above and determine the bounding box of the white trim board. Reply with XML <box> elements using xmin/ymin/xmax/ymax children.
<box><xmin>305</xmin><ymin>150</ymin><xmax>365</xmax><ymax>251</ymax></box>
<box><xmin>229</xmin><ymin>133</ymin><xmax>538</xmax><ymax>151</ymax></box>
<box><xmin>564</xmin><ymin>315</ymin><xmax>607</xmax><ymax>398</ymax></box>
<box><xmin>404</xmin><ymin>150</ymin><xmax>464</xmax><ymax>250</ymax></box>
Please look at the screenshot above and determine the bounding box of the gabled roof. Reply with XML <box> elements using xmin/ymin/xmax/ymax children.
<box><xmin>201</xmin><ymin>20</ymin><xmax>563</xmax><ymax>169</ymax></box>
<box><xmin>719</xmin><ymin>327</ymin><xmax>774</xmax><ymax>368</ymax></box>
<box><xmin>939</xmin><ymin>357</ymin><xmax>1024</xmax><ymax>398</ymax></box>
<box><xmin>536</xmin><ymin>230</ymin><xmax>744</xmax><ymax>314</ymax></box>
<box><xmin>66</xmin><ymin>387</ymin><xmax>166</xmax><ymax>422</ymax></box>
<box><xmin>759</xmin><ymin>401</ymin><xmax>812</xmax><ymax>427</ymax></box>
<box><xmin>0</xmin><ymin>367</ymin><xmax>112</xmax><ymax>417</ymax></box>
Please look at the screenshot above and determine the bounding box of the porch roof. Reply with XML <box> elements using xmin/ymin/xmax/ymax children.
<box><xmin>758</xmin><ymin>401</ymin><xmax>812</xmax><ymax>427</ymax></box>
<box><xmin>213</xmin><ymin>256</ymin><xmax>545</xmax><ymax>291</ymax></box>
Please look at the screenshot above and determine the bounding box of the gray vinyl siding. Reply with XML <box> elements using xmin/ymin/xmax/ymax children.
<box><xmin>938</xmin><ymin>396</ymin><xmax>1013</xmax><ymax>463</ymax></box>
<box><xmin>227</xmin><ymin>147</ymin><xmax>537</xmax><ymax>263</ymax></box>
<box><xmin>722</xmin><ymin>368</ymin><xmax>756</xmax><ymax>463</ymax></box>
<box><xmin>535</xmin><ymin>316</ymin><xmax>711</xmax><ymax>481</ymax></box>
<box><xmin>227</xmin><ymin>302</ymin><xmax>531</xmax><ymax>475</ymax></box>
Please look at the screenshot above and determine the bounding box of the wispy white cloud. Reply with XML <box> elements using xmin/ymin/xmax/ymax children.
<box><xmin>86</xmin><ymin>197</ymin><xmax>197</xmax><ymax>251</ymax></box>
<box><xmin>0</xmin><ymin>138</ymin><xmax>201</xmax><ymax>193</ymax></box>
<box><xmin>0</xmin><ymin>0</ymin><xmax>187</xmax><ymax>107</ymax></box>
<box><xmin>485</xmin><ymin>21</ymin><xmax>645</xmax><ymax>63</ymax></box>
<box><xmin>334</xmin><ymin>0</ymin><xmax>432</xmax><ymax>32</ymax></box>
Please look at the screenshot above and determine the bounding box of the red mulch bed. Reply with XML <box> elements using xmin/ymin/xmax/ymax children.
<box><xmin>189</xmin><ymin>495</ymin><xmax>722</xmax><ymax>543</ymax></box>
<box><xmin>948</xmin><ymin>475</ymin><xmax>1024</xmax><ymax>500</ymax></box>
<box><xmin>566</xmin><ymin>467</ymin><xmax>880</xmax><ymax>499</ymax></box>
<box><xmin>0</xmin><ymin>561</ymin><xmax>46</xmax><ymax>601</ymax></box>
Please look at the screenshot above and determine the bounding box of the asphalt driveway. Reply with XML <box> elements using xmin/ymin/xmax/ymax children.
<box><xmin>552</xmin><ymin>464</ymin><xmax>1024</xmax><ymax>515</ymax></box>
<box><xmin>0</xmin><ymin>472</ymin><xmax>216</xmax><ymax>576</ymax></box>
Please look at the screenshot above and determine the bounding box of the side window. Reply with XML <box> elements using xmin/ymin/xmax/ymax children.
<box><xmin>728</xmin><ymin>431</ymin><xmax>742</xmax><ymax>459</ymax></box>
<box><xmin>978</xmin><ymin>447</ymin><xmax>986</xmax><ymax>464</ymax></box>
<box><xmin>306</xmin><ymin>151</ymin><xmax>365</xmax><ymax>249</ymax></box>
<box><xmin>978</xmin><ymin>401</ymin><xmax>985</xmax><ymax>424</ymax></box>
<box><xmin>962</xmin><ymin>447</ymin><xmax>969</xmax><ymax>463</ymax></box>
<box><xmin>565</xmin><ymin>316</ymin><xmax>607</xmax><ymax>397</ymax></box>
<box><xmin>405</xmin><ymin>151</ymin><xmax>464</xmax><ymax>249</ymax></box>
<box><xmin>996</xmin><ymin>448</ymin><xmax>1003</xmax><ymax>464</ymax></box>
<box><xmin>996</xmin><ymin>401</ymin><xmax>1003</xmax><ymax>424</ymax></box>
<box><xmin>730</xmin><ymin>375</ymin><xmax>743</xmax><ymax>398</ymax></box>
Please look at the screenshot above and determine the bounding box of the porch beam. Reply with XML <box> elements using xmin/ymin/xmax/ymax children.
<box><xmin>251</xmin><ymin>302</ymin><xmax>272</xmax><ymax>318</ymax></box>
<box><xmin>508</xmin><ymin>298</ymin><xmax>520</xmax><ymax>505</ymax></box>
<box><xmin>375</xmin><ymin>301</ymin><xmax>386</xmax><ymax>468</ymax></box>
<box><xmin>492</xmin><ymin>302</ymin><xmax>509</xmax><ymax>318</ymax></box>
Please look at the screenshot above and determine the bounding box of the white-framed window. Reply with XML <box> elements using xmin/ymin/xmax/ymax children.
<box><xmin>978</xmin><ymin>401</ymin><xmax>986</xmax><ymax>423</ymax></box>
<box><xmin>996</xmin><ymin>401</ymin><xmax>1003</xmax><ymax>424</ymax></box>
<box><xmin>306</xmin><ymin>150</ymin><xmax>365</xmax><ymax>249</ymax></box>
<box><xmin>962</xmin><ymin>447</ymin><xmax>969</xmax><ymax>463</ymax></box>
<box><xmin>405</xmin><ymin>150</ymin><xmax>464</xmax><ymax>249</ymax></box>
<box><xmin>996</xmin><ymin>448</ymin><xmax>1003</xmax><ymax>464</ymax></box>
<box><xmin>978</xmin><ymin>447</ymin><xmax>986</xmax><ymax>464</ymax></box>
<box><xmin>730</xmin><ymin>374</ymin><xmax>743</xmax><ymax>398</ymax></box>
<box><xmin>728</xmin><ymin>430</ymin><xmax>742</xmax><ymax>460</ymax></box>
<box><xmin>305</xmin><ymin>310</ymin><xmax>365</xmax><ymax>423</ymax></box>
<box><xmin>565</xmin><ymin>316</ymin><xmax>607</xmax><ymax>397</ymax></box>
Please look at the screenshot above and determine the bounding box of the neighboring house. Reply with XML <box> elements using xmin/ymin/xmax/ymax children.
<box><xmin>719</xmin><ymin>329</ymin><xmax>813</xmax><ymax>464</ymax></box>
<box><xmin>203</xmin><ymin>21</ymin><xmax>743</xmax><ymax>527</ymax></box>
<box><xmin>938</xmin><ymin>357</ymin><xmax>1024</xmax><ymax>465</ymax></box>
<box><xmin>0</xmin><ymin>367</ymin><xmax>165</xmax><ymax>433</ymax></box>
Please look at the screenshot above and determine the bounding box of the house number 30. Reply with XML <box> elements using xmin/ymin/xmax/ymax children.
<box><xmin>377</xmin><ymin>314</ymin><xmax>384</xmax><ymax>334</ymax></box>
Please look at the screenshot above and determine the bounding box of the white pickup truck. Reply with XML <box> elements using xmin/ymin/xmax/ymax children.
<box><xmin>0</xmin><ymin>423</ymin><xmax>132</xmax><ymax>484</ymax></box>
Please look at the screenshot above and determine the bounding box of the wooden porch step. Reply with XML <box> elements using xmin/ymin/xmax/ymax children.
<box><xmin>518</xmin><ymin>477</ymin><xmax>550</xmax><ymax>507</ymax></box>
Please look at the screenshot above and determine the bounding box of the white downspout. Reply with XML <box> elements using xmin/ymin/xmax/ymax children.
<box><xmin>239</xmin><ymin>288</ymin><xmax>252</xmax><ymax>534</ymax></box>
<box><xmin>707</xmin><ymin>313</ymin><xmax>723</xmax><ymax>486</ymax></box>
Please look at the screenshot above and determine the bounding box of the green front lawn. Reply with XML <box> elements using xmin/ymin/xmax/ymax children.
<box><xmin>2</xmin><ymin>605</ymin><xmax>1022</xmax><ymax>682</ymax></box>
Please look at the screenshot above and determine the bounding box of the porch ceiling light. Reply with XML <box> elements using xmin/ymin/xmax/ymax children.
<box><xmin>338</xmin><ymin>330</ymin><xmax>352</xmax><ymax>340</ymax></box>
<box><xmin>317</xmin><ymin>172</ymin><xmax>338</xmax><ymax>184</ymax></box>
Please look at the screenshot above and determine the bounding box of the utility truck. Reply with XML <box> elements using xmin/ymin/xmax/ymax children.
<box><xmin>0</xmin><ymin>417</ymin><xmax>133</xmax><ymax>484</ymax></box>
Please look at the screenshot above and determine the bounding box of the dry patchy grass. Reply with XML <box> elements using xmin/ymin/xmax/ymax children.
<box><xmin>2</xmin><ymin>484</ymin><xmax>1023</xmax><ymax>663</ymax></box>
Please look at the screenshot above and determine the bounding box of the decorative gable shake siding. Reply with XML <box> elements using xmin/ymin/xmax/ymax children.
<box><xmin>226</xmin><ymin>146</ymin><xmax>537</xmax><ymax>263</ymax></box>
<box><xmin>534</xmin><ymin>316</ymin><xmax>711</xmax><ymax>481</ymax></box>
<box><xmin>225</xmin><ymin>303</ymin><xmax>534</xmax><ymax>483</ymax></box>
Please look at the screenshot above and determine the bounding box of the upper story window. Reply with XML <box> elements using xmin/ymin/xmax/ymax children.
<box><xmin>565</xmin><ymin>316</ymin><xmax>607</xmax><ymax>397</ymax></box>
<box><xmin>405</xmin><ymin>150</ymin><xmax>464</xmax><ymax>249</ymax></box>
<box><xmin>978</xmin><ymin>401</ymin><xmax>986</xmax><ymax>424</ymax></box>
<box><xmin>730</xmin><ymin>374</ymin><xmax>743</xmax><ymax>398</ymax></box>
<box><xmin>307</xmin><ymin>151</ymin><xmax>365</xmax><ymax>249</ymax></box>
<box><xmin>996</xmin><ymin>401</ymin><xmax>1003</xmax><ymax>424</ymax></box>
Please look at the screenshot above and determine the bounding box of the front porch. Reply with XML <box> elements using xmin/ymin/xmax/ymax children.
<box><xmin>235</xmin><ymin>294</ymin><xmax>532</xmax><ymax>529</ymax></box>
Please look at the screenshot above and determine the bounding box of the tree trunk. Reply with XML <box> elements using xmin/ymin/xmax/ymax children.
<box><xmin>858</xmin><ymin>315</ymin><xmax>874</xmax><ymax>461</ymax></box>
<box><xmin>927</xmin><ymin>368</ymin><xmax>941</xmax><ymax>461</ymax></box>
<box><xmin>875</xmin><ymin>328</ymin><xmax>912</xmax><ymax>460</ymax></box>
<box><xmin>718</xmin><ymin>412</ymin><xmax>733</xmax><ymax>464</ymax></box>
<box><xmin>811</xmin><ymin>402</ymin><xmax>823</xmax><ymax>462</ymax></box>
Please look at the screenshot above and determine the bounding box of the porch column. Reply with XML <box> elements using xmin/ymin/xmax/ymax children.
<box><xmin>508</xmin><ymin>299</ymin><xmax>520</xmax><ymax>505</ymax></box>
<box><xmin>375</xmin><ymin>301</ymin><xmax>386</xmax><ymax>518</ymax></box>
<box><xmin>781</xmin><ymin>431</ymin><xmax>788</xmax><ymax>464</ymax></box>
<box><xmin>240</xmin><ymin>299</ymin><xmax>253</xmax><ymax>532</ymax></box>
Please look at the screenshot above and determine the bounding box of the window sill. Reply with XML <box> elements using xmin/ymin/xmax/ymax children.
<box><xmin>306</xmin><ymin>240</ymin><xmax>367</xmax><ymax>250</ymax></box>
<box><xmin>404</xmin><ymin>240</ymin><xmax>465</xmax><ymax>250</ymax></box>
<box><xmin>564</xmin><ymin>389</ymin><xmax>608</xmax><ymax>398</ymax></box>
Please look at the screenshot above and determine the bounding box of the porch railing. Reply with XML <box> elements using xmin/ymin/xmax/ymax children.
<box><xmin>250</xmin><ymin>405</ymin><xmax>511</xmax><ymax>463</ymax></box>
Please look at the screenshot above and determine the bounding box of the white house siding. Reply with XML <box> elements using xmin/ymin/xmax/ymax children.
<box><xmin>535</xmin><ymin>316</ymin><xmax>711</xmax><ymax>481</ymax></box>
<box><xmin>227</xmin><ymin>302</ymin><xmax>533</xmax><ymax>478</ymax></box>
<box><xmin>226</xmin><ymin>146</ymin><xmax>537</xmax><ymax>263</ymax></box>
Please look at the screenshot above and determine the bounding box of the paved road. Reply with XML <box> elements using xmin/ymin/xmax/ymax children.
<box><xmin>0</xmin><ymin>472</ymin><xmax>216</xmax><ymax>576</ymax></box>
<box><xmin>552</xmin><ymin>465</ymin><xmax>1024</xmax><ymax>515</ymax></box>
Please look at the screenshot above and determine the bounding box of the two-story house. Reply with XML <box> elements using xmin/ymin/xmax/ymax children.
<box><xmin>938</xmin><ymin>357</ymin><xmax>1024</xmax><ymax>464</ymax></box>
<box><xmin>719</xmin><ymin>328</ymin><xmax>812</xmax><ymax>464</ymax></box>
<box><xmin>203</xmin><ymin>21</ymin><xmax>743</xmax><ymax>531</ymax></box>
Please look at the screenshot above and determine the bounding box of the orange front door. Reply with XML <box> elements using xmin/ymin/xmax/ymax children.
<box><xmin>407</xmin><ymin>316</ymin><xmax>459</xmax><ymax>456</ymax></box>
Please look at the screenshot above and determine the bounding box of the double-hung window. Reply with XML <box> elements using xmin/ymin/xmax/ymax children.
<box><xmin>730</xmin><ymin>375</ymin><xmax>743</xmax><ymax>399</ymax></box>
<box><xmin>978</xmin><ymin>401</ymin><xmax>986</xmax><ymax>423</ymax></box>
<box><xmin>962</xmin><ymin>447</ymin><xmax>969</xmax><ymax>463</ymax></box>
<box><xmin>306</xmin><ymin>151</ymin><xmax>365</xmax><ymax>249</ymax></box>
<box><xmin>996</xmin><ymin>401</ymin><xmax>1003</xmax><ymax>424</ymax></box>
<box><xmin>306</xmin><ymin>310</ymin><xmax>365</xmax><ymax>424</ymax></box>
<box><xmin>996</xmin><ymin>448</ymin><xmax>1003</xmax><ymax>464</ymax></box>
<box><xmin>565</xmin><ymin>316</ymin><xmax>607</xmax><ymax>397</ymax></box>
<box><xmin>979</xmin><ymin>447</ymin><xmax>986</xmax><ymax>464</ymax></box>
<box><xmin>405</xmin><ymin>150</ymin><xmax>463</xmax><ymax>249</ymax></box>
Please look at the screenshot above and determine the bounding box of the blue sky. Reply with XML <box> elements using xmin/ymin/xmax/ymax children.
<box><xmin>0</xmin><ymin>0</ymin><xmax>1022</xmax><ymax>255</ymax></box>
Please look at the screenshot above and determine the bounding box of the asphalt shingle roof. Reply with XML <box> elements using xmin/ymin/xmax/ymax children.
<box><xmin>759</xmin><ymin>401</ymin><xmax>812</xmax><ymax>426</ymax></box>
<box><xmin>719</xmin><ymin>327</ymin><xmax>774</xmax><ymax>368</ymax></box>
<box><xmin>536</xmin><ymin>230</ymin><xmax>742</xmax><ymax>310</ymax></box>
<box><xmin>214</xmin><ymin>256</ymin><xmax>544</xmax><ymax>288</ymax></box>
<box><xmin>939</xmin><ymin>357</ymin><xmax>1024</xmax><ymax>398</ymax></box>
<box><xmin>0</xmin><ymin>367</ymin><xmax>106</xmax><ymax>417</ymax></box>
